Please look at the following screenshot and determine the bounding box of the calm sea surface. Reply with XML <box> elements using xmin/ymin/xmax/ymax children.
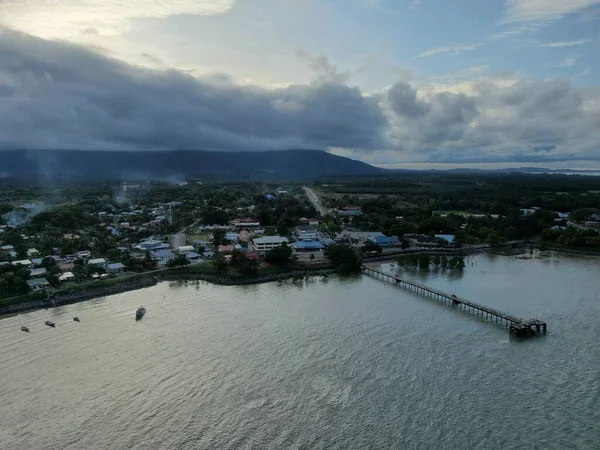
<box><xmin>1</xmin><ymin>253</ymin><xmax>599</xmax><ymax>449</ymax></box>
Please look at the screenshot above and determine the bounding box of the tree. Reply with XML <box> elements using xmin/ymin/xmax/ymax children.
<box><xmin>265</xmin><ymin>243</ymin><xmax>293</xmax><ymax>266</ymax></box>
<box><xmin>0</xmin><ymin>272</ymin><xmax>30</xmax><ymax>297</ymax></box>
<box><xmin>400</xmin><ymin>239</ymin><xmax>410</xmax><ymax>250</ymax></box>
<box><xmin>485</xmin><ymin>232</ymin><xmax>500</xmax><ymax>246</ymax></box>
<box><xmin>213</xmin><ymin>251</ymin><xmax>227</xmax><ymax>272</ymax></box>
<box><xmin>418</xmin><ymin>254</ymin><xmax>431</xmax><ymax>270</ymax></box>
<box><xmin>212</xmin><ymin>228</ymin><xmax>227</xmax><ymax>247</ymax></box>
<box><xmin>324</xmin><ymin>244</ymin><xmax>361</xmax><ymax>274</ymax></box>
<box><xmin>361</xmin><ymin>241</ymin><xmax>382</xmax><ymax>254</ymax></box>
<box><xmin>309</xmin><ymin>253</ymin><xmax>315</xmax><ymax>261</ymax></box>
<box><xmin>167</xmin><ymin>254</ymin><xmax>190</xmax><ymax>268</ymax></box>
<box><xmin>41</xmin><ymin>257</ymin><xmax>57</xmax><ymax>270</ymax></box>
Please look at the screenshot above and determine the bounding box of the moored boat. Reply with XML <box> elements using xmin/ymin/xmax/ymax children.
<box><xmin>135</xmin><ymin>306</ymin><xmax>146</xmax><ymax>321</ymax></box>
<box><xmin>21</xmin><ymin>326</ymin><xmax>29</xmax><ymax>332</ymax></box>
<box><xmin>45</xmin><ymin>320</ymin><xmax>55</xmax><ymax>328</ymax></box>
<box><xmin>73</xmin><ymin>317</ymin><xmax>80</xmax><ymax>322</ymax></box>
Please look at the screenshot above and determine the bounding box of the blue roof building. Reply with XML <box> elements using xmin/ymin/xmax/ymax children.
<box><xmin>369</xmin><ymin>235</ymin><xmax>400</xmax><ymax>247</ymax></box>
<box><xmin>292</xmin><ymin>240</ymin><xmax>325</xmax><ymax>251</ymax></box>
<box><xmin>265</xmin><ymin>194</ymin><xmax>276</xmax><ymax>200</ymax></box>
<box><xmin>435</xmin><ymin>234</ymin><xmax>456</xmax><ymax>244</ymax></box>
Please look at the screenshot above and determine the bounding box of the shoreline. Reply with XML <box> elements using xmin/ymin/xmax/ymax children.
<box><xmin>0</xmin><ymin>267</ymin><xmax>337</xmax><ymax>318</ymax></box>
<box><xmin>2</xmin><ymin>243</ymin><xmax>598</xmax><ymax>318</ymax></box>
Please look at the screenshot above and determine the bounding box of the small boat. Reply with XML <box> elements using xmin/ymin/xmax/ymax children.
<box><xmin>45</xmin><ymin>321</ymin><xmax>56</xmax><ymax>328</ymax></box>
<box><xmin>135</xmin><ymin>306</ymin><xmax>146</xmax><ymax>321</ymax></box>
<box><xmin>21</xmin><ymin>326</ymin><xmax>29</xmax><ymax>332</ymax></box>
<box><xmin>73</xmin><ymin>317</ymin><xmax>80</xmax><ymax>322</ymax></box>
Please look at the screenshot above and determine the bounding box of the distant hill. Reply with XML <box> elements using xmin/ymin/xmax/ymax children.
<box><xmin>0</xmin><ymin>149</ymin><xmax>383</xmax><ymax>181</ymax></box>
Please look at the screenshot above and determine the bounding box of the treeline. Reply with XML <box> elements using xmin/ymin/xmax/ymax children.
<box><xmin>397</xmin><ymin>254</ymin><xmax>466</xmax><ymax>271</ymax></box>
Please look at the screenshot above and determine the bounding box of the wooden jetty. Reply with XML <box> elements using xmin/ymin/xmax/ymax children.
<box><xmin>362</xmin><ymin>265</ymin><xmax>547</xmax><ymax>338</ymax></box>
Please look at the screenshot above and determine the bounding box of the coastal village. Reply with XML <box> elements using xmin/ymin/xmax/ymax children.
<box><xmin>0</xmin><ymin>179</ymin><xmax>599</xmax><ymax>302</ymax></box>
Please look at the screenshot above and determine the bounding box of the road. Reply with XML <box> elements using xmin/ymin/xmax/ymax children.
<box><xmin>171</xmin><ymin>219</ymin><xmax>201</xmax><ymax>249</ymax></box>
<box><xmin>303</xmin><ymin>186</ymin><xmax>329</xmax><ymax>217</ymax></box>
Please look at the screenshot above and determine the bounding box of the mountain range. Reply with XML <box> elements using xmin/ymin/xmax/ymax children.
<box><xmin>0</xmin><ymin>149</ymin><xmax>383</xmax><ymax>181</ymax></box>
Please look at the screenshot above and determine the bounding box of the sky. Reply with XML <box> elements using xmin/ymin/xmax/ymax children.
<box><xmin>1</xmin><ymin>0</ymin><xmax>599</xmax><ymax>169</ymax></box>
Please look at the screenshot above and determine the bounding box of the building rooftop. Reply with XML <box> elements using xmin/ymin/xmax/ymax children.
<box><xmin>252</xmin><ymin>236</ymin><xmax>289</xmax><ymax>245</ymax></box>
<box><xmin>88</xmin><ymin>258</ymin><xmax>107</xmax><ymax>265</ymax></box>
<box><xmin>12</xmin><ymin>259</ymin><xmax>32</xmax><ymax>266</ymax></box>
<box><xmin>292</xmin><ymin>241</ymin><xmax>325</xmax><ymax>250</ymax></box>
<box><xmin>27</xmin><ymin>278</ymin><xmax>49</xmax><ymax>287</ymax></box>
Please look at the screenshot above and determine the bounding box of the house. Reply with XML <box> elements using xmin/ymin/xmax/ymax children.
<box><xmin>308</xmin><ymin>218</ymin><xmax>320</xmax><ymax>227</ymax></box>
<box><xmin>1</xmin><ymin>245</ymin><xmax>14</xmax><ymax>252</ymax></box>
<box><xmin>218</xmin><ymin>245</ymin><xmax>235</xmax><ymax>254</ymax></box>
<box><xmin>435</xmin><ymin>234</ymin><xmax>456</xmax><ymax>244</ymax></box>
<box><xmin>88</xmin><ymin>258</ymin><xmax>107</xmax><ymax>267</ymax></box>
<box><xmin>299</xmin><ymin>217</ymin><xmax>309</xmax><ymax>224</ymax></box>
<box><xmin>29</xmin><ymin>268</ymin><xmax>47</xmax><ymax>278</ymax></box>
<box><xmin>292</xmin><ymin>240</ymin><xmax>325</xmax><ymax>252</ymax></box>
<box><xmin>31</xmin><ymin>258</ymin><xmax>44</xmax><ymax>266</ymax></box>
<box><xmin>27</xmin><ymin>278</ymin><xmax>49</xmax><ymax>291</ymax></box>
<box><xmin>106</xmin><ymin>226</ymin><xmax>121</xmax><ymax>236</ymax></box>
<box><xmin>224</xmin><ymin>232</ymin><xmax>239</xmax><ymax>243</ymax></box>
<box><xmin>76</xmin><ymin>250</ymin><xmax>92</xmax><ymax>259</ymax></box>
<box><xmin>186</xmin><ymin>251</ymin><xmax>202</xmax><ymax>262</ymax></box>
<box><xmin>138</xmin><ymin>239</ymin><xmax>166</xmax><ymax>250</ymax></box>
<box><xmin>233</xmin><ymin>221</ymin><xmax>261</xmax><ymax>230</ymax></box>
<box><xmin>59</xmin><ymin>272</ymin><xmax>75</xmax><ymax>282</ymax></box>
<box><xmin>177</xmin><ymin>245</ymin><xmax>195</xmax><ymax>254</ymax></box>
<box><xmin>26</xmin><ymin>248</ymin><xmax>39</xmax><ymax>257</ymax></box>
<box><xmin>63</xmin><ymin>233</ymin><xmax>81</xmax><ymax>240</ymax></box>
<box><xmin>265</xmin><ymin>194</ymin><xmax>276</xmax><ymax>201</ymax></box>
<box><xmin>106</xmin><ymin>263</ymin><xmax>125</xmax><ymax>273</ymax></box>
<box><xmin>276</xmin><ymin>187</ymin><xmax>289</xmax><ymax>195</ymax></box>
<box><xmin>238</xmin><ymin>230</ymin><xmax>250</xmax><ymax>242</ymax></box>
<box><xmin>59</xmin><ymin>263</ymin><xmax>75</xmax><ymax>272</ymax></box>
<box><xmin>368</xmin><ymin>235</ymin><xmax>400</xmax><ymax>248</ymax></box>
<box><xmin>341</xmin><ymin>206</ymin><xmax>362</xmax><ymax>216</ymax></box>
<box><xmin>320</xmin><ymin>237</ymin><xmax>336</xmax><ymax>247</ymax></box>
<box><xmin>151</xmin><ymin>250</ymin><xmax>175</xmax><ymax>263</ymax></box>
<box><xmin>12</xmin><ymin>259</ymin><xmax>32</xmax><ymax>267</ymax></box>
<box><xmin>296</xmin><ymin>226</ymin><xmax>319</xmax><ymax>241</ymax></box>
<box><xmin>251</xmin><ymin>236</ymin><xmax>289</xmax><ymax>254</ymax></box>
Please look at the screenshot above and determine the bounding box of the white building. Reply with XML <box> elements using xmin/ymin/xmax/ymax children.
<box><xmin>296</xmin><ymin>226</ymin><xmax>319</xmax><ymax>241</ymax></box>
<box><xmin>251</xmin><ymin>236</ymin><xmax>289</xmax><ymax>254</ymax></box>
<box><xmin>59</xmin><ymin>272</ymin><xmax>75</xmax><ymax>282</ymax></box>
<box><xmin>88</xmin><ymin>258</ymin><xmax>107</xmax><ymax>267</ymax></box>
<box><xmin>27</xmin><ymin>278</ymin><xmax>49</xmax><ymax>291</ymax></box>
<box><xmin>234</xmin><ymin>222</ymin><xmax>261</xmax><ymax>230</ymax></box>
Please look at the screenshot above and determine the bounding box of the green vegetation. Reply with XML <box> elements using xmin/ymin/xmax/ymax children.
<box><xmin>324</xmin><ymin>244</ymin><xmax>361</xmax><ymax>274</ymax></box>
<box><xmin>265</xmin><ymin>243</ymin><xmax>294</xmax><ymax>266</ymax></box>
<box><xmin>397</xmin><ymin>254</ymin><xmax>466</xmax><ymax>271</ymax></box>
<box><xmin>317</xmin><ymin>173</ymin><xmax>600</xmax><ymax>248</ymax></box>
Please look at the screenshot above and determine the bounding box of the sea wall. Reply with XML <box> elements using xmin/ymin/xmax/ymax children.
<box><xmin>0</xmin><ymin>267</ymin><xmax>337</xmax><ymax>317</ymax></box>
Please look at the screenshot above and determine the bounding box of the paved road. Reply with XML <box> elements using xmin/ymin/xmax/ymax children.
<box><xmin>171</xmin><ymin>219</ymin><xmax>201</xmax><ymax>249</ymax></box>
<box><xmin>303</xmin><ymin>186</ymin><xmax>329</xmax><ymax>217</ymax></box>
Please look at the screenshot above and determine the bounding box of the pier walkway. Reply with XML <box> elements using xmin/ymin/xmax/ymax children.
<box><xmin>362</xmin><ymin>265</ymin><xmax>547</xmax><ymax>337</ymax></box>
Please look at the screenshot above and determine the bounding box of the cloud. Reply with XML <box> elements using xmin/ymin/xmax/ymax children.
<box><xmin>502</xmin><ymin>0</ymin><xmax>600</xmax><ymax>24</ymax></box>
<box><xmin>0</xmin><ymin>0</ymin><xmax>234</xmax><ymax>38</ymax></box>
<box><xmin>295</xmin><ymin>50</ymin><xmax>350</xmax><ymax>84</ymax></box>
<box><xmin>556</xmin><ymin>57</ymin><xmax>578</xmax><ymax>67</ymax></box>
<box><xmin>1</xmin><ymin>28</ymin><xmax>599</xmax><ymax>166</ymax></box>
<box><xmin>383</xmin><ymin>76</ymin><xmax>600</xmax><ymax>163</ymax></box>
<box><xmin>544</xmin><ymin>38</ymin><xmax>592</xmax><ymax>47</ymax></box>
<box><xmin>417</xmin><ymin>43</ymin><xmax>480</xmax><ymax>58</ymax></box>
<box><xmin>0</xmin><ymin>28</ymin><xmax>386</xmax><ymax>152</ymax></box>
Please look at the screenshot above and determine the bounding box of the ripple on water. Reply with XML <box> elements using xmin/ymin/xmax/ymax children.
<box><xmin>0</xmin><ymin>254</ymin><xmax>599</xmax><ymax>449</ymax></box>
